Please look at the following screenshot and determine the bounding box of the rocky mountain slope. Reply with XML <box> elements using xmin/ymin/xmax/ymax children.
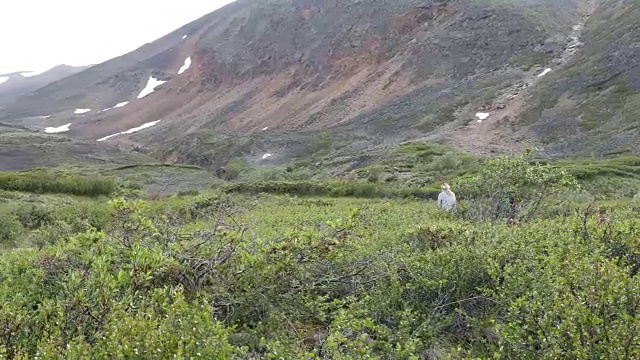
<box><xmin>517</xmin><ymin>0</ymin><xmax>640</xmax><ymax>157</ymax></box>
<box><xmin>0</xmin><ymin>0</ymin><xmax>638</xmax><ymax>169</ymax></box>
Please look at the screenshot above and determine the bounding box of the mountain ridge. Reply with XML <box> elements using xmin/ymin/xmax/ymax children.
<box><xmin>0</xmin><ymin>64</ymin><xmax>90</xmax><ymax>106</ymax></box>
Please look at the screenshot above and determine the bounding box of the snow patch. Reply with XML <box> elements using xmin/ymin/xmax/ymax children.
<box><xmin>477</xmin><ymin>120</ymin><xmax>483</xmax><ymax>123</ymax></box>
<box><xmin>21</xmin><ymin>69</ymin><xmax>48</xmax><ymax>77</ymax></box>
<box><xmin>97</xmin><ymin>133</ymin><xmax>121</xmax><ymax>142</ymax></box>
<box><xmin>178</xmin><ymin>57</ymin><xmax>191</xmax><ymax>75</ymax></box>
<box><xmin>122</xmin><ymin>120</ymin><xmax>161</xmax><ymax>134</ymax></box>
<box><xmin>262</xmin><ymin>153</ymin><xmax>273</xmax><ymax>160</ymax></box>
<box><xmin>102</xmin><ymin>101</ymin><xmax>129</xmax><ymax>112</ymax></box>
<box><xmin>137</xmin><ymin>77</ymin><xmax>167</xmax><ymax>99</ymax></box>
<box><xmin>262</xmin><ymin>127</ymin><xmax>269</xmax><ymax>131</ymax></box>
<box><xmin>44</xmin><ymin>123</ymin><xmax>71</xmax><ymax>133</ymax></box>
<box><xmin>74</xmin><ymin>108</ymin><xmax>91</xmax><ymax>114</ymax></box>
<box><xmin>39</xmin><ymin>115</ymin><xmax>51</xmax><ymax>119</ymax></box>
<box><xmin>537</xmin><ymin>68</ymin><xmax>552</xmax><ymax>77</ymax></box>
<box><xmin>475</xmin><ymin>112</ymin><xmax>490</xmax><ymax>120</ymax></box>
<box><xmin>97</xmin><ymin>120</ymin><xmax>161</xmax><ymax>142</ymax></box>
<box><xmin>0</xmin><ymin>77</ymin><xmax>8</xmax><ymax>85</ymax></box>
<box><xmin>182</xmin><ymin>35</ymin><xmax>187</xmax><ymax>39</ymax></box>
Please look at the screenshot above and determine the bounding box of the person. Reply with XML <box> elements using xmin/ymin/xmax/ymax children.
<box><xmin>438</xmin><ymin>183</ymin><xmax>457</xmax><ymax>211</ymax></box>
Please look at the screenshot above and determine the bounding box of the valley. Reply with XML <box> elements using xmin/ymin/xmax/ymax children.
<box><xmin>0</xmin><ymin>0</ymin><xmax>638</xmax><ymax>358</ymax></box>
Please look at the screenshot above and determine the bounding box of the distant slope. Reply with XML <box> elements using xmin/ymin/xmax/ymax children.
<box><xmin>0</xmin><ymin>130</ymin><xmax>154</xmax><ymax>171</ymax></box>
<box><xmin>516</xmin><ymin>0</ymin><xmax>640</xmax><ymax>156</ymax></box>
<box><xmin>0</xmin><ymin>65</ymin><xmax>90</xmax><ymax>105</ymax></box>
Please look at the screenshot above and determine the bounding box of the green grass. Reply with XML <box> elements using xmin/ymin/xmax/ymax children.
<box><xmin>352</xmin><ymin>141</ymin><xmax>480</xmax><ymax>187</ymax></box>
<box><xmin>556</xmin><ymin>156</ymin><xmax>640</xmax><ymax>179</ymax></box>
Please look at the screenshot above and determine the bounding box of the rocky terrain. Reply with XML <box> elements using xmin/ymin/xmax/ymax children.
<box><xmin>0</xmin><ymin>0</ymin><xmax>638</xmax><ymax>170</ymax></box>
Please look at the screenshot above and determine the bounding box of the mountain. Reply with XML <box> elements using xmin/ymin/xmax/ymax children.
<box><xmin>0</xmin><ymin>0</ymin><xmax>638</xmax><ymax>169</ymax></box>
<box><xmin>515</xmin><ymin>0</ymin><xmax>640</xmax><ymax>157</ymax></box>
<box><xmin>0</xmin><ymin>65</ymin><xmax>90</xmax><ymax>105</ymax></box>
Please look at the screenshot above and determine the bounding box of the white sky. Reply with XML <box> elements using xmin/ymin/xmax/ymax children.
<box><xmin>0</xmin><ymin>0</ymin><xmax>235</xmax><ymax>75</ymax></box>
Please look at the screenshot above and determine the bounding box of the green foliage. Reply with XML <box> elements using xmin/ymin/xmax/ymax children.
<box><xmin>0</xmin><ymin>154</ymin><xmax>638</xmax><ymax>358</ymax></box>
<box><xmin>457</xmin><ymin>150</ymin><xmax>578</xmax><ymax>222</ymax></box>
<box><xmin>223</xmin><ymin>159</ymin><xmax>250</xmax><ymax>180</ymax></box>
<box><xmin>0</xmin><ymin>170</ymin><xmax>119</xmax><ymax>197</ymax></box>
<box><xmin>15</xmin><ymin>205</ymin><xmax>56</xmax><ymax>230</ymax></box>
<box><xmin>223</xmin><ymin>180</ymin><xmax>440</xmax><ymax>199</ymax></box>
<box><xmin>360</xmin><ymin>142</ymin><xmax>480</xmax><ymax>188</ymax></box>
<box><xmin>0</xmin><ymin>210</ymin><xmax>23</xmax><ymax>246</ymax></box>
<box><xmin>558</xmin><ymin>156</ymin><xmax>640</xmax><ymax>180</ymax></box>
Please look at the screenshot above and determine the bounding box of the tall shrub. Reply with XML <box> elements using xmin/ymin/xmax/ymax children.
<box><xmin>457</xmin><ymin>150</ymin><xmax>578</xmax><ymax>222</ymax></box>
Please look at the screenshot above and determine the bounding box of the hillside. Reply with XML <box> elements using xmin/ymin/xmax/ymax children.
<box><xmin>516</xmin><ymin>0</ymin><xmax>640</xmax><ymax>156</ymax></box>
<box><xmin>0</xmin><ymin>65</ymin><xmax>89</xmax><ymax>106</ymax></box>
<box><xmin>0</xmin><ymin>2</ymin><xmax>594</xmax><ymax>155</ymax></box>
<box><xmin>0</xmin><ymin>2</ymin><xmax>639</xmax><ymax>357</ymax></box>
<box><xmin>0</xmin><ymin>130</ymin><xmax>153</xmax><ymax>171</ymax></box>
<box><xmin>0</xmin><ymin>0</ymin><xmax>637</xmax><ymax>172</ymax></box>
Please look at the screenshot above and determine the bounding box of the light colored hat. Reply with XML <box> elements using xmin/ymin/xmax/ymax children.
<box><xmin>441</xmin><ymin>183</ymin><xmax>450</xmax><ymax>191</ymax></box>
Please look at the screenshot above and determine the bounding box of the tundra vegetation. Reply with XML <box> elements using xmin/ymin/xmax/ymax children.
<box><xmin>0</xmin><ymin>151</ymin><xmax>638</xmax><ymax>359</ymax></box>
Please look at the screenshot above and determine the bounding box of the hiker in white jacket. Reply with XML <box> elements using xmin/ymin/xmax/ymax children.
<box><xmin>438</xmin><ymin>183</ymin><xmax>457</xmax><ymax>211</ymax></box>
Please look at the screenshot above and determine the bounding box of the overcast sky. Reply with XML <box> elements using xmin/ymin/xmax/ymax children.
<box><xmin>0</xmin><ymin>0</ymin><xmax>235</xmax><ymax>75</ymax></box>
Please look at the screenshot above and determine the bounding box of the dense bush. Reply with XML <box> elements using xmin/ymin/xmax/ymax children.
<box><xmin>0</xmin><ymin>211</ymin><xmax>23</xmax><ymax>246</ymax></box>
<box><xmin>223</xmin><ymin>180</ymin><xmax>440</xmax><ymax>199</ymax></box>
<box><xmin>15</xmin><ymin>205</ymin><xmax>57</xmax><ymax>230</ymax></box>
<box><xmin>456</xmin><ymin>150</ymin><xmax>578</xmax><ymax>222</ymax></box>
<box><xmin>0</xmin><ymin>170</ymin><xmax>119</xmax><ymax>197</ymax></box>
<box><xmin>0</xmin><ymin>194</ymin><xmax>637</xmax><ymax>358</ymax></box>
<box><xmin>0</xmin><ymin>201</ymin><xmax>111</xmax><ymax>249</ymax></box>
<box><xmin>0</xmin><ymin>153</ymin><xmax>638</xmax><ymax>358</ymax></box>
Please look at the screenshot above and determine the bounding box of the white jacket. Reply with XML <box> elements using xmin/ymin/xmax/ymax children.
<box><xmin>438</xmin><ymin>190</ymin><xmax>456</xmax><ymax>210</ymax></box>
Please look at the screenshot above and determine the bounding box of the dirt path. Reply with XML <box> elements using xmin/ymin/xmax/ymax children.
<box><xmin>441</xmin><ymin>0</ymin><xmax>597</xmax><ymax>157</ymax></box>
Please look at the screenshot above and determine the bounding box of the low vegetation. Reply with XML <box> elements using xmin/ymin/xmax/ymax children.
<box><xmin>0</xmin><ymin>170</ymin><xmax>119</xmax><ymax>197</ymax></box>
<box><xmin>223</xmin><ymin>180</ymin><xmax>440</xmax><ymax>199</ymax></box>
<box><xmin>0</xmin><ymin>152</ymin><xmax>638</xmax><ymax>359</ymax></box>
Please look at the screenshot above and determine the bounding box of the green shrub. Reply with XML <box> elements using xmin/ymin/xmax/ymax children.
<box><xmin>0</xmin><ymin>170</ymin><xmax>119</xmax><ymax>197</ymax></box>
<box><xmin>0</xmin><ymin>168</ymin><xmax>638</xmax><ymax>358</ymax></box>
<box><xmin>457</xmin><ymin>150</ymin><xmax>578</xmax><ymax>222</ymax></box>
<box><xmin>0</xmin><ymin>211</ymin><xmax>23</xmax><ymax>246</ymax></box>
<box><xmin>223</xmin><ymin>159</ymin><xmax>249</xmax><ymax>180</ymax></box>
<box><xmin>56</xmin><ymin>202</ymin><xmax>111</xmax><ymax>231</ymax></box>
<box><xmin>222</xmin><ymin>180</ymin><xmax>440</xmax><ymax>199</ymax></box>
<box><xmin>16</xmin><ymin>205</ymin><xmax>56</xmax><ymax>230</ymax></box>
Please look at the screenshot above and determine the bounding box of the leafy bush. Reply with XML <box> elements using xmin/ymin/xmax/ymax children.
<box><xmin>0</xmin><ymin>150</ymin><xmax>639</xmax><ymax>358</ymax></box>
<box><xmin>456</xmin><ymin>150</ymin><xmax>578</xmax><ymax>222</ymax></box>
<box><xmin>0</xmin><ymin>211</ymin><xmax>23</xmax><ymax>246</ymax></box>
<box><xmin>223</xmin><ymin>180</ymin><xmax>440</xmax><ymax>199</ymax></box>
<box><xmin>223</xmin><ymin>159</ymin><xmax>250</xmax><ymax>180</ymax></box>
<box><xmin>15</xmin><ymin>205</ymin><xmax>56</xmax><ymax>230</ymax></box>
<box><xmin>0</xmin><ymin>170</ymin><xmax>119</xmax><ymax>197</ymax></box>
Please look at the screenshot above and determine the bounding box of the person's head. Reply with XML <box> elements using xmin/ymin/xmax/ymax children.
<box><xmin>441</xmin><ymin>183</ymin><xmax>451</xmax><ymax>192</ymax></box>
